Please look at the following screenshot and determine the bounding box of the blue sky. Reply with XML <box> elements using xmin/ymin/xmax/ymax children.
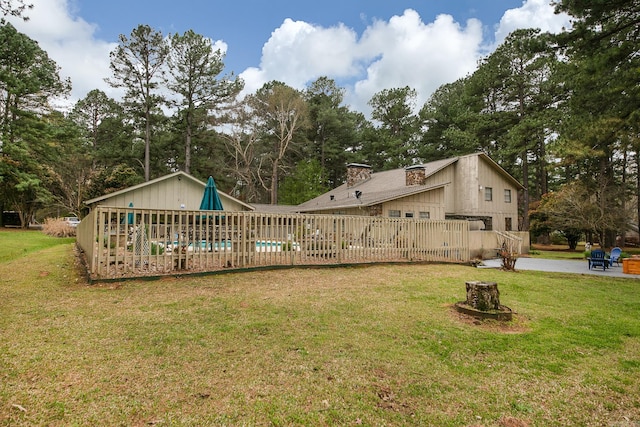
<box><xmin>7</xmin><ymin>0</ymin><xmax>571</xmax><ymax>114</ymax></box>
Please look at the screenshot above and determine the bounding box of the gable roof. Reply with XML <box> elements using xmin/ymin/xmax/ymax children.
<box><xmin>296</xmin><ymin>152</ymin><xmax>523</xmax><ymax>212</ymax></box>
<box><xmin>84</xmin><ymin>170</ymin><xmax>254</xmax><ymax>211</ymax></box>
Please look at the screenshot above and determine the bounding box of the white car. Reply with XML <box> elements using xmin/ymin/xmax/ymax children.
<box><xmin>63</xmin><ymin>216</ymin><xmax>80</xmax><ymax>227</ymax></box>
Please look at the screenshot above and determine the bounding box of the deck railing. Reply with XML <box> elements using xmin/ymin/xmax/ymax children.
<box><xmin>76</xmin><ymin>207</ymin><xmax>470</xmax><ymax>280</ymax></box>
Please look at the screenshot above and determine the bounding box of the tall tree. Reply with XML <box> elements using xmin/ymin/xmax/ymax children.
<box><xmin>418</xmin><ymin>78</ymin><xmax>485</xmax><ymax>160</ymax></box>
<box><xmin>366</xmin><ymin>86</ymin><xmax>420</xmax><ymax>170</ymax></box>
<box><xmin>247</xmin><ymin>81</ymin><xmax>309</xmax><ymax>204</ymax></box>
<box><xmin>554</xmin><ymin>0</ymin><xmax>640</xmax><ymax>246</ymax></box>
<box><xmin>467</xmin><ymin>29</ymin><xmax>561</xmax><ymax>230</ymax></box>
<box><xmin>107</xmin><ymin>24</ymin><xmax>168</xmax><ymax>181</ymax></box>
<box><xmin>0</xmin><ymin>22</ymin><xmax>70</xmax><ymax>226</ymax></box>
<box><xmin>45</xmin><ymin>111</ymin><xmax>92</xmax><ymax>218</ymax></box>
<box><xmin>304</xmin><ymin>77</ymin><xmax>359</xmax><ymax>187</ymax></box>
<box><xmin>220</xmin><ymin>100</ymin><xmax>263</xmax><ymax>202</ymax></box>
<box><xmin>165</xmin><ymin>29</ymin><xmax>243</xmax><ymax>174</ymax></box>
<box><xmin>69</xmin><ymin>89</ymin><xmax>121</xmax><ymax>150</ymax></box>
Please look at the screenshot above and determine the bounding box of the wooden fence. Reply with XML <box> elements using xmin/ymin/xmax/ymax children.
<box><xmin>76</xmin><ymin>207</ymin><xmax>471</xmax><ymax>280</ymax></box>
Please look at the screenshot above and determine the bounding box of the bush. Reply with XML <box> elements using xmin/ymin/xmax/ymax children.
<box><xmin>550</xmin><ymin>231</ymin><xmax>567</xmax><ymax>245</ymax></box>
<box><xmin>42</xmin><ymin>218</ymin><xmax>76</xmax><ymax>238</ymax></box>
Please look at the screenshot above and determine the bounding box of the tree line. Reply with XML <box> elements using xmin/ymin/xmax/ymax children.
<box><xmin>1</xmin><ymin>1</ymin><xmax>638</xmax><ymax>248</ymax></box>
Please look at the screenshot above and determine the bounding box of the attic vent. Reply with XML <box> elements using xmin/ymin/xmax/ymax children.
<box><xmin>330</xmin><ymin>195</ymin><xmax>335</xmax><ymax>201</ymax></box>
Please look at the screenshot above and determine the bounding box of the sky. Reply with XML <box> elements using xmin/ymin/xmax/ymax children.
<box><xmin>6</xmin><ymin>0</ymin><xmax>572</xmax><ymax>115</ymax></box>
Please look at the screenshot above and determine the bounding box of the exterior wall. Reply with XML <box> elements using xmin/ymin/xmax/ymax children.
<box><xmin>91</xmin><ymin>175</ymin><xmax>247</xmax><ymax>211</ymax></box>
<box><xmin>423</xmin><ymin>167</ymin><xmax>457</xmax><ymax>213</ymax></box>
<box><xmin>382</xmin><ymin>188</ymin><xmax>445</xmax><ymax>219</ymax></box>
<box><xmin>450</xmin><ymin>155</ymin><xmax>519</xmax><ymax>232</ymax></box>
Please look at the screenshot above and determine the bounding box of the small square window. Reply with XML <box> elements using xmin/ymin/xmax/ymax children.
<box><xmin>484</xmin><ymin>187</ymin><xmax>493</xmax><ymax>201</ymax></box>
<box><xmin>504</xmin><ymin>189</ymin><xmax>512</xmax><ymax>203</ymax></box>
<box><xmin>405</xmin><ymin>212</ymin><xmax>414</xmax><ymax>218</ymax></box>
<box><xmin>388</xmin><ymin>210</ymin><xmax>401</xmax><ymax>218</ymax></box>
<box><xmin>419</xmin><ymin>211</ymin><xmax>430</xmax><ymax>219</ymax></box>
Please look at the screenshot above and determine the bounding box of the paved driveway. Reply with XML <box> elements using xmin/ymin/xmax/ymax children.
<box><xmin>479</xmin><ymin>257</ymin><xmax>639</xmax><ymax>279</ymax></box>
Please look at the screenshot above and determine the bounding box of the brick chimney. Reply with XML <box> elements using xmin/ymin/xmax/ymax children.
<box><xmin>405</xmin><ymin>165</ymin><xmax>426</xmax><ymax>186</ymax></box>
<box><xmin>346</xmin><ymin>163</ymin><xmax>372</xmax><ymax>187</ymax></box>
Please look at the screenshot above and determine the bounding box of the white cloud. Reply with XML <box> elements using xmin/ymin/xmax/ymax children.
<box><xmin>240</xmin><ymin>18</ymin><xmax>362</xmax><ymax>97</ymax></box>
<box><xmin>241</xmin><ymin>9</ymin><xmax>483</xmax><ymax>115</ymax></box>
<box><xmin>5</xmin><ymin>0</ymin><xmax>574</xmax><ymax>116</ymax></box>
<box><xmin>352</xmin><ymin>10</ymin><xmax>483</xmax><ymax>114</ymax></box>
<box><xmin>494</xmin><ymin>0</ymin><xmax>572</xmax><ymax>45</ymax></box>
<box><xmin>7</xmin><ymin>0</ymin><xmax>119</xmax><ymax>105</ymax></box>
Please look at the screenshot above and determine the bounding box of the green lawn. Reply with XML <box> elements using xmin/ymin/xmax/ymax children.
<box><xmin>1</xmin><ymin>231</ymin><xmax>639</xmax><ymax>426</ymax></box>
<box><xmin>0</xmin><ymin>229</ymin><xmax>75</xmax><ymax>263</ymax></box>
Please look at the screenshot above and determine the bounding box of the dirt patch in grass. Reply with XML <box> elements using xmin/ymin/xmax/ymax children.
<box><xmin>448</xmin><ymin>304</ymin><xmax>530</xmax><ymax>334</ymax></box>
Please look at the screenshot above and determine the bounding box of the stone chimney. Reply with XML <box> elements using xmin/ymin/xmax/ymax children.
<box><xmin>405</xmin><ymin>165</ymin><xmax>426</xmax><ymax>186</ymax></box>
<box><xmin>346</xmin><ymin>163</ymin><xmax>372</xmax><ymax>187</ymax></box>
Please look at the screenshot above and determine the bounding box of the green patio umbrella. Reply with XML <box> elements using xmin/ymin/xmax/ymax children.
<box><xmin>120</xmin><ymin>202</ymin><xmax>134</xmax><ymax>224</ymax></box>
<box><xmin>200</xmin><ymin>176</ymin><xmax>224</xmax><ymax>211</ymax></box>
<box><xmin>127</xmin><ymin>202</ymin><xmax>134</xmax><ymax>224</ymax></box>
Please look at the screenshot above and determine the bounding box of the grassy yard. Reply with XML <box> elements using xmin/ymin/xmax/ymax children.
<box><xmin>1</xmin><ymin>231</ymin><xmax>639</xmax><ymax>426</ymax></box>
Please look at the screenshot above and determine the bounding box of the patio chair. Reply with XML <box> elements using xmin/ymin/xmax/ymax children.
<box><xmin>609</xmin><ymin>247</ymin><xmax>622</xmax><ymax>266</ymax></box>
<box><xmin>588</xmin><ymin>249</ymin><xmax>608</xmax><ymax>271</ymax></box>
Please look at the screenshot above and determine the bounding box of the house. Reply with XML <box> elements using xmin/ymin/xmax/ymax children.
<box><xmin>84</xmin><ymin>171</ymin><xmax>254</xmax><ymax>212</ymax></box>
<box><xmin>296</xmin><ymin>152</ymin><xmax>524</xmax><ymax>232</ymax></box>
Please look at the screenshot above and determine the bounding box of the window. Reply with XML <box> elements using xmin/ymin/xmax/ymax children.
<box><xmin>405</xmin><ymin>212</ymin><xmax>414</xmax><ymax>218</ymax></box>
<box><xmin>505</xmin><ymin>217</ymin><xmax>513</xmax><ymax>231</ymax></box>
<box><xmin>504</xmin><ymin>189</ymin><xmax>512</xmax><ymax>203</ymax></box>
<box><xmin>419</xmin><ymin>211</ymin><xmax>430</xmax><ymax>219</ymax></box>
<box><xmin>484</xmin><ymin>187</ymin><xmax>493</xmax><ymax>201</ymax></box>
<box><xmin>388</xmin><ymin>210</ymin><xmax>401</xmax><ymax>218</ymax></box>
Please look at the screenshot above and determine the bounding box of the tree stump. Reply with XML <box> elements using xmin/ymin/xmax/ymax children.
<box><xmin>465</xmin><ymin>281</ymin><xmax>500</xmax><ymax>311</ymax></box>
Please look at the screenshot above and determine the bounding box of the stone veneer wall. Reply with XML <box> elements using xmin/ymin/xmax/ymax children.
<box><xmin>368</xmin><ymin>204</ymin><xmax>382</xmax><ymax>216</ymax></box>
<box><xmin>405</xmin><ymin>167</ymin><xmax>426</xmax><ymax>186</ymax></box>
<box><xmin>346</xmin><ymin>164</ymin><xmax>372</xmax><ymax>187</ymax></box>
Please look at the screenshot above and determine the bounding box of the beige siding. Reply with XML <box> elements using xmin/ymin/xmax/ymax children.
<box><xmin>383</xmin><ymin>188</ymin><xmax>445</xmax><ymax>219</ymax></box>
<box><xmin>451</xmin><ymin>156</ymin><xmax>519</xmax><ymax>232</ymax></box>
<box><xmin>423</xmin><ymin>167</ymin><xmax>456</xmax><ymax>213</ymax></box>
<box><xmin>452</xmin><ymin>155</ymin><xmax>480</xmax><ymax>215</ymax></box>
<box><xmin>100</xmin><ymin>176</ymin><xmax>199</xmax><ymax>210</ymax></box>
<box><xmin>92</xmin><ymin>175</ymin><xmax>248</xmax><ymax>211</ymax></box>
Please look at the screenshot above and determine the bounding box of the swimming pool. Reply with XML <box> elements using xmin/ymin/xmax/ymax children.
<box><xmin>163</xmin><ymin>239</ymin><xmax>299</xmax><ymax>253</ymax></box>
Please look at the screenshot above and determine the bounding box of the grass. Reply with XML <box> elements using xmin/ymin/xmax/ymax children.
<box><xmin>0</xmin><ymin>228</ymin><xmax>75</xmax><ymax>263</ymax></box>
<box><xmin>1</xmin><ymin>230</ymin><xmax>640</xmax><ymax>426</ymax></box>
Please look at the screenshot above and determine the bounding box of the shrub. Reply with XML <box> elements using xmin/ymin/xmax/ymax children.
<box><xmin>42</xmin><ymin>217</ymin><xmax>76</xmax><ymax>238</ymax></box>
<box><xmin>550</xmin><ymin>231</ymin><xmax>567</xmax><ymax>245</ymax></box>
<box><xmin>151</xmin><ymin>242</ymin><xmax>164</xmax><ymax>255</ymax></box>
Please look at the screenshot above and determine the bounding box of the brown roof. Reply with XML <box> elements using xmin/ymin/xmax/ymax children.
<box><xmin>296</xmin><ymin>153</ymin><xmax>523</xmax><ymax>213</ymax></box>
<box><xmin>297</xmin><ymin>157</ymin><xmax>456</xmax><ymax>212</ymax></box>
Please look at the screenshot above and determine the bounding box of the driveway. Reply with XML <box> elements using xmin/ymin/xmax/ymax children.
<box><xmin>478</xmin><ymin>257</ymin><xmax>639</xmax><ymax>279</ymax></box>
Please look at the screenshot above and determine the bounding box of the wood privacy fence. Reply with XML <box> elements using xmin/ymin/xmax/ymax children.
<box><xmin>76</xmin><ymin>207</ymin><xmax>470</xmax><ymax>280</ymax></box>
